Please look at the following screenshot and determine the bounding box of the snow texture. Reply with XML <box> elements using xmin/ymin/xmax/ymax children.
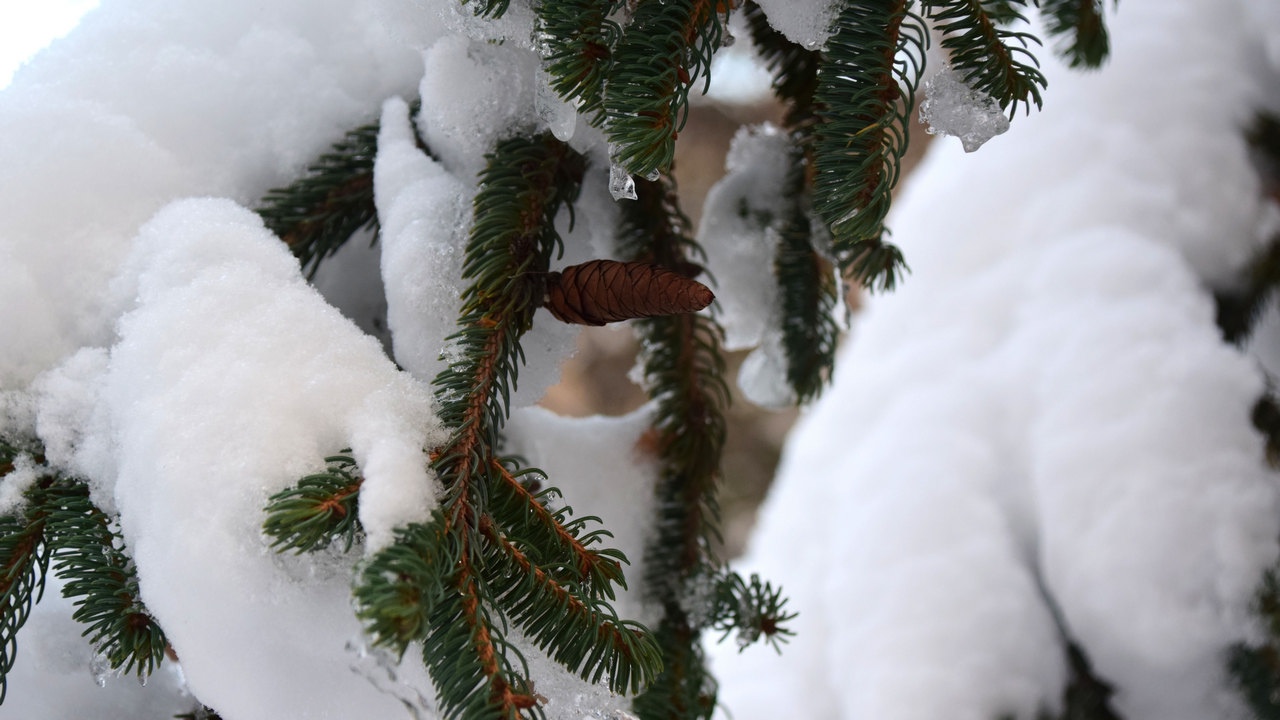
<box><xmin>375</xmin><ymin>95</ymin><xmax>472</xmax><ymax>385</ymax></box>
<box><xmin>712</xmin><ymin>3</ymin><xmax>1280</xmax><ymax>720</ymax></box>
<box><xmin>919</xmin><ymin>66</ymin><xmax>1011</xmax><ymax>152</ymax></box>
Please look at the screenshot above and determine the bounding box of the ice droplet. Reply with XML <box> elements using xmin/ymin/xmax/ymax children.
<box><xmin>535</xmin><ymin>67</ymin><xmax>578</xmax><ymax>142</ymax></box>
<box><xmin>609</xmin><ymin>162</ymin><xmax>637</xmax><ymax>201</ymax></box>
<box><xmin>919</xmin><ymin>66</ymin><xmax>1010</xmax><ymax>153</ymax></box>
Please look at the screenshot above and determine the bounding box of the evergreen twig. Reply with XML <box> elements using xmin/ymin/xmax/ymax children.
<box><xmin>811</xmin><ymin>0</ymin><xmax>926</xmax><ymax>292</ymax></box>
<box><xmin>537</xmin><ymin>0</ymin><xmax>625</xmax><ymax>123</ymax></box>
<box><xmin>604</xmin><ymin>0</ymin><xmax>730</xmax><ymax>178</ymax></box>
<box><xmin>1040</xmin><ymin>0</ymin><xmax>1112</xmax><ymax>69</ymax></box>
<box><xmin>619</xmin><ymin>174</ymin><xmax>760</xmax><ymax>720</ymax></box>
<box><xmin>41</xmin><ymin>478</ymin><xmax>168</xmax><ymax>680</ymax></box>
<box><xmin>350</xmin><ymin>134</ymin><xmax>660</xmax><ymax>719</ymax></box>
<box><xmin>0</xmin><ymin>485</ymin><xmax>50</xmax><ymax>704</ymax></box>
<box><xmin>262</xmin><ymin>453</ymin><xmax>364</xmax><ymax>554</ymax></box>
<box><xmin>258</xmin><ymin>121</ymin><xmax>382</xmax><ymax>278</ymax></box>
<box><xmin>921</xmin><ymin>0</ymin><xmax>1046</xmax><ymax>116</ymax></box>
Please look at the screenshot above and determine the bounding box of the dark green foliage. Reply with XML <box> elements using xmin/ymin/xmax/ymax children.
<box><xmin>0</xmin><ymin>491</ymin><xmax>50</xmax><ymax>704</ymax></box>
<box><xmin>774</xmin><ymin>157</ymin><xmax>840</xmax><ymax>403</ymax></box>
<box><xmin>603</xmin><ymin>0</ymin><xmax>729</xmax><ymax>178</ymax></box>
<box><xmin>355</xmin><ymin>517</ymin><xmax>459</xmax><ymax>657</ymax></box>
<box><xmin>1229</xmin><ymin>571</ymin><xmax>1280</xmax><ymax>719</ymax></box>
<box><xmin>708</xmin><ymin>572</ymin><xmax>796</xmax><ymax>653</ymax></box>
<box><xmin>1253</xmin><ymin>395</ymin><xmax>1280</xmax><ymax>469</ymax></box>
<box><xmin>0</xmin><ymin>449</ymin><xmax>166</xmax><ymax>704</ymax></box>
<box><xmin>262</xmin><ymin>453</ymin><xmax>364</xmax><ymax>553</ymax></box>
<box><xmin>922</xmin><ymin>0</ymin><xmax>1046</xmax><ymax>116</ymax></box>
<box><xmin>1040</xmin><ymin>0</ymin><xmax>1111</xmax><ymax>69</ymax></box>
<box><xmin>811</xmin><ymin>0</ymin><xmax>926</xmax><ymax>292</ymax></box>
<box><xmin>1040</xmin><ymin>641</ymin><xmax>1123</xmax><ymax>720</ymax></box>
<box><xmin>40</xmin><ymin>478</ymin><xmax>168</xmax><ymax>680</ymax></box>
<box><xmin>466</xmin><ymin>0</ymin><xmax>511</xmax><ymax>19</ymax></box>
<box><xmin>258</xmin><ymin>120</ymin><xmax>382</xmax><ymax>278</ymax></box>
<box><xmin>618</xmin><ymin>175</ymin><xmax>781</xmax><ymax>720</ymax></box>
<box><xmin>1216</xmin><ymin>115</ymin><xmax>1280</xmax><ymax>345</ymax></box>
<box><xmin>347</xmin><ymin>135</ymin><xmax>660</xmax><ymax>719</ymax></box>
<box><xmin>174</xmin><ymin>708</ymin><xmax>224</xmax><ymax>720</ymax></box>
<box><xmin>741</xmin><ymin>1</ymin><xmax>822</xmax><ymax>130</ymax></box>
<box><xmin>537</xmin><ymin>0</ymin><xmax>624</xmax><ymax>122</ymax></box>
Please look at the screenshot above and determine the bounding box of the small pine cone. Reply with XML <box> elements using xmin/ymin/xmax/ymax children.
<box><xmin>544</xmin><ymin>259</ymin><xmax>715</xmax><ymax>326</ymax></box>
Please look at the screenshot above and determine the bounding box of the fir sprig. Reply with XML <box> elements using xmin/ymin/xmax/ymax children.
<box><xmin>604</xmin><ymin>0</ymin><xmax>730</xmax><ymax>178</ymax></box>
<box><xmin>811</xmin><ymin>0</ymin><xmax>926</xmax><ymax>291</ymax></box>
<box><xmin>1040</xmin><ymin>0</ymin><xmax>1111</xmax><ymax>69</ymax></box>
<box><xmin>708</xmin><ymin>572</ymin><xmax>796</xmax><ymax>653</ymax></box>
<box><xmin>258</xmin><ymin>120</ymin><xmax>382</xmax><ymax>278</ymax></box>
<box><xmin>619</xmin><ymin>174</ymin><xmax>738</xmax><ymax>720</ymax></box>
<box><xmin>774</xmin><ymin>157</ymin><xmax>840</xmax><ymax>404</ymax></box>
<box><xmin>922</xmin><ymin>0</ymin><xmax>1046</xmax><ymax>116</ymax></box>
<box><xmin>0</xmin><ymin>495</ymin><xmax>50</xmax><ymax>704</ymax></box>
<box><xmin>40</xmin><ymin>478</ymin><xmax>167</xmax><ymax>680</ymax></box>
<box><xmin>1</xmin><ymin>451</ymin><xmax>166</xmax><ymax>703</ymax></box>
<box><xmin>537</xmin><ymin>0</ymin><xmax>625</xmax><ymax>123</ymax></box>
<box><xmin>350</xmin><ymin>134</ymin><xmax>661</xmax><ymax>719</ymax></box>
<box><xmin>262</xmin><ymin>453</ymin><xmax>364</xmax><ymax>554</ymax></box>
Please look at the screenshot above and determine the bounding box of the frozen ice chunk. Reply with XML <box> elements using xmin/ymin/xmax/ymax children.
<box><xmin>752</xmin><ymin>0</ymin><xmax>839</xmax><ymax>50</ymax></box>
<box><xmin>609</xmin><ymin>159</ymin><xmax>638</xmax><ymax>201</ymax></box>
<box><xmin>919</xmin><ymin>67</ymin><xmax>1010</xmax><ymax>153</ymax></box>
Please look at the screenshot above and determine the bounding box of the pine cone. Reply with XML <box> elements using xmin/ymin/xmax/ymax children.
<box><xmin>544</xmin><ymin>259</ymin><xmax>715</xmax><ymax>326</ymax></box>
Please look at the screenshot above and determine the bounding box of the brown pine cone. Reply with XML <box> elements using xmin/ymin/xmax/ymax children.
<box><xmin>544</xmin><ymin>259</ymin><xmax>715</xmax><ymax>326</ymax></box>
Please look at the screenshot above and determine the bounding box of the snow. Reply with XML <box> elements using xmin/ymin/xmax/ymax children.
<box><xmin>696</xmin><ymin>124</ymin><xmax>800</xmax><ymax>406</ymax></box>
<box><xmin>0</xmin><ymin>0</ymin><xmax>432</xmax><ymax>392</ymax></box>
<box><xmin>919</xmin><ymin>66</ymin><xmax>1011</xmax><ymax>152</ymax></box>
<box><xmin>2</xmin><ymin>0</ymin><xmax>1279</xmax><ymax>719</ymax></box>
<box><xmin>374</xmin><ymin>95</ymin><xmax>471</xmax><ymax>385</ymax></box>
<box><xmin>713</xmin><ymin>3</ymin><xmax>1280</xmax><ymax>720</ymax></box>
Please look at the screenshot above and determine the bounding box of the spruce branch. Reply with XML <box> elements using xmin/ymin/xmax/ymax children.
<box><xmin>618</xmin><ymin>174</ymin><xmax>731</xmax><ymax>719</ymax></box>
<box><xmin>774</xmin><ymin>154</ymin><xmax>840</xmax><ymax>404</ymax></box>
<box><xmin>811</xmin><ymin>0</ymin><xmax>926</xmax><ymax>292</ymax></box>
<box><xmin>258</xmin><ymin>120</ymin><xmax>382</xmax><ymax>278</ymax></box>
<box><xmin>465</xmin><ymin>0</ymin><xmax>511</xmax><ymax>20</ymax></box>
<box><xmin>537</xmin><ymin>0</ymin><xmax>625</xmax><ymax>123</ymax></box>
<box><xmin>479</xmin><ymin>516</ymin><xmax>661</xmax><ymax>695</ymax></box>
<box><xmin>349</xmin><ymin>134</ymin><xmax>660</xmax><ymax>719</ymax></box>
<box><xmin>355</xmin><ymin>516</ymin><xmax>460</xmax><ymax>657</ymax></box>
<box><xmin>708</xmin><ymin>572</ymin><xmax>796</xmax><ymax>654</ymax></box>
<box><xmin>1215</xmin><ymin>115</ymin><xmax>1280</xmax><ymax>345</ymax></box>
<box><xmin>1039</xmin><ymin>0</ymin><xmax>1112</xmax><ymax>69</ymax></box>
<box><xmin>604</xmin><ymin>0</ymin><xmax>730</xmax><ymax>178</ymax></box>
<box><xmin>2</xmin><ymin>449</ymin><xmax>167</xmax><ymax>702</ymax></box>
<box><xmin>921</xmin><ymin>0</ymin><xmax>1046</xmax><ymax>116</ymax></box>
<box><xmin>262</xmin><ymin>453</ymin><xmax>364</xmax><ymax>554</ymax></box>
<box><xmin>486</xmin><ymin>458</ymin><xmax>627</xmax><ymax>599</ymax></box>
<box><xmin>40</xmin><ymin>477</ymin><xmax>168</xmax><ymax>681</ymax></box>
<box><xmin>0</xmin><ymin>489</ymin><xmax>50</xmax><ymax>705</ymax></box>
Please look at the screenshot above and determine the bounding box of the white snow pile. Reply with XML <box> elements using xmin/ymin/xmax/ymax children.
<box><xmin>713</xmin><ymin>3</ymin><xmax>1280</xmax><ymax>720</ymax></box>
<box><xmin>919</xmin><ymin>65</ymin><xmax>1011</xmax><ymax>152</ymax></box>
